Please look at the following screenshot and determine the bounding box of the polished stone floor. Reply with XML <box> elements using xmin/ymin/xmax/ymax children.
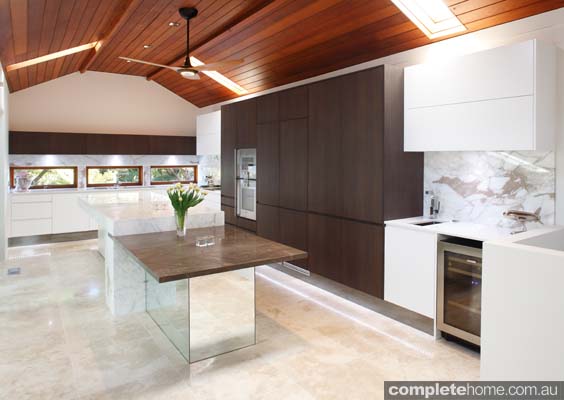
<box><xmin>0</xmin><ymin>240</ymin><xmax>479</xmax><ymax>400</ymax></box>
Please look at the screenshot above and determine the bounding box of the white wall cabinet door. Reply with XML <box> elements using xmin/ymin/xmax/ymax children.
<box><xmin>404</xmin><ymin>39</ymin><xmax>556</xmax><ymax>152</ymax></box>
<box><xmin>384</xmin><ymin>225</ymin><xmax>437</xmax><ymax>318</ymax></box>
<box><xmin>197</xmin><ymin>111</ymin><xmax>221</xmax><ymax>155</ymax></box>
<box><xmin>52</xmin><ymin>194</ymin><xmax>91</xmax><ymax>234</ymax></box>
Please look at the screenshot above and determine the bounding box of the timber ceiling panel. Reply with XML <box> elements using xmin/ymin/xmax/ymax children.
<box><xmin>1</xmin><ymin>0</ymin><xmax>562</xmax><ymax>107</ymax></box>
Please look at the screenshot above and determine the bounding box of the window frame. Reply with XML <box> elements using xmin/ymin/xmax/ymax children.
<box><xmin>10</xmin><ymin>166</ymin><xmax>78</xmax><ymax>189</ymax></box>
<box><xmin>149</xmin><ymin>165</ymin><xmax>198</xmax><ymax>185</ymax></box>
<box><xmin>85</xmin><ymin>166</ymin><xmax>143</xmax><ymax>188</ymax></box>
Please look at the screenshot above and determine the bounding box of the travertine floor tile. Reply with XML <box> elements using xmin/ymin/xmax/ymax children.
<box><xmin>0</xmin><ymin>240</ymin><xmax>480</xmax><ymax>399</ymax></box>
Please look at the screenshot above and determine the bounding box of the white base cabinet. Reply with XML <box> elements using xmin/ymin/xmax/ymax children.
<box><xmin>52</xmin><ymin>194</ymin><xmax>92</xmax><ymax>234</ymax></box>
<box><xmin>404</xmin><ymin>39</ymin><xmax>556</xmax><ymax>151</ymax></box>
<box><xmin>8</xmin><ymin>192</ymin><xmax>96</xmax><ymax>238</ymax></box>
<box><xmin>384</xmin><ymin>225</ymin><xmax>437</xmax><ymax>318</ymax></box>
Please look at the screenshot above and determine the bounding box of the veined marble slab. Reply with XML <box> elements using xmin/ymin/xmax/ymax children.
<box><xmin>79</xmin><ymin>190</ymin><xmax>224</xmax><ymax>315</ymax></box>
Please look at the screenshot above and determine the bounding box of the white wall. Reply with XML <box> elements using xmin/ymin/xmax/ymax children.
<box><xmin>1</xmin><ymin>65</ymin><xmax>9</xmax><ymax>260</ymax></box>
<box><xmin>557</xmin><ymin>50</ymin><xmax>564</xmax><ymax>224</ymax></box>
<box><xmin>9</xmin><ymin>71</ymin><xmax>199</xmax><ymax>136</ymax></box>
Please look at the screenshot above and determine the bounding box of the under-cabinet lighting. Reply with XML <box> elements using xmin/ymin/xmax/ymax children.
<box><xmin>391</xmin><ymin>0</ymin><xmax>466</xmax><ymax>39</ymax></box>
<box><xmin>6</xmin><ymin>42</ymin><xmax>99</xmax><ymax>72</ymax></box>
<box><xmin>190</xmin><ymin>56</ymin><xmax>248</xmax><ymax>96</ymax></box>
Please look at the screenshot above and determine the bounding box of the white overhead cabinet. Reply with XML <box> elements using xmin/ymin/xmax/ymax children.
<box><xmin>404</xmin><ymin>40</ymin><xmax>556</xmax><ymax>151</ymax></box>
<box><xmin>196</xmin><ymin>110</ymin><xmax>221</xmax><ymax>155</ymax></box>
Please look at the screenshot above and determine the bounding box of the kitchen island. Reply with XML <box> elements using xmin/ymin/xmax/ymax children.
<box><xmin>112</xmin><ymin>225</ymin><xmax>307</xmax><ymax>362</ymax></box>
<box><xmin>79</xmin><ymin>190</ymin><xmax>224</xmax><ymax>315</ymax></box>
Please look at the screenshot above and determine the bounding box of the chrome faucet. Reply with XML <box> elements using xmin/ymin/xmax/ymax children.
<box><xmin>429</xmin><ymin>193</ymin><xmax>441</xmax><ymax>219</ymax></box>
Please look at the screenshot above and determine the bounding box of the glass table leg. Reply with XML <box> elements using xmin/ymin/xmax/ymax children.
<box><xmin>145</xmin><ymin>272</ymin><xmax>189</xmax><ymax>362</ymax></box>
<box><xmin>189</xmin><ymin>267</ymin><xmax>256</xmax><ymax>363</ymax></box>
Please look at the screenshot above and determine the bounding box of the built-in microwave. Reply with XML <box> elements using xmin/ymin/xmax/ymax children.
<box><xmin>437</xmin><ymin>237</ymin><xmax>483</xmax><ymax>346</ymax></box>
<box><xmin>236</xmin><ymin>149</ymin><xmax>256</xmax><ymax>221</ymax></box>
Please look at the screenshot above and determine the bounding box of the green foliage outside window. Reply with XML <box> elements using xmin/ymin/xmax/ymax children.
<box><xmin>151</xmin><ymin>166</ymin><xmax>196</xmax><ymax>184</ymax></box>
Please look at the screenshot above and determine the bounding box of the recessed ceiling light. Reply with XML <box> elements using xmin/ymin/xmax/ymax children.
<box><xmin>391</xmin><ymin>0</ymin><xmax>466</xmax><ymax>39</ymax></box>
<box><xmin>143</xmin><ymin>44</ymin><xmax>152</xmax><ymax>49</ymax></box>
<box><xmin>125</xmin><ymin>60</ymin><xmax>131</xmax><ymax>63</ymax></box>
<box><xmin>6</xmin><ymin>42</ymin><xmax>99</xmax><ymax>72</ymax></box>
<box><xmin>168</xmin><ymin>22</ymin><xmax>180</xmax><ymax>27</ymax></box>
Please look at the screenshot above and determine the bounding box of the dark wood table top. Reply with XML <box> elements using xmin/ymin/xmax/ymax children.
<box><xmin>111</xmin><ymin>225</ymin><xmax>308</xmax><ymax>283</ymax></box>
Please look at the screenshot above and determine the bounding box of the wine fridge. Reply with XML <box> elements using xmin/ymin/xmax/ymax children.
<box><xmin>437</xmin><ymin>237</ymin><xmax>483</xmax><ymax>346</ymax></box>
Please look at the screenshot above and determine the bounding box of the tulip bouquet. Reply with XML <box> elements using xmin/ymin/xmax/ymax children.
<box><xmin>167</xmin><ymin>183</ymin><xmax>207</xmax><ymax>236</ymax></box>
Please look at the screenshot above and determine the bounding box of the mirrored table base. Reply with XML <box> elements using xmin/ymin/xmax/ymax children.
<box><xmin>145</xmin><ymin>268</ymin><xmax>256</xmax><ymax>363</ymax></box>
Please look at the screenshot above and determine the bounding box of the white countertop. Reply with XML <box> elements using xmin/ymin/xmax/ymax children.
<box><xmin>385</xmin><ymin>216</ymin><xmax>515</xmax><ymax>242</ymax></box>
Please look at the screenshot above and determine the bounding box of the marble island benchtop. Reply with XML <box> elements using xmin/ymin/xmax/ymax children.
<box><xmin>112</xmin><ymin>225</ymin><xmax>308</xmax><ymax>283</ymax></box>
<box><xmin>79</xmin><ymin>190</ymin><xmax>224</xmax><ymax>236</ymax></box>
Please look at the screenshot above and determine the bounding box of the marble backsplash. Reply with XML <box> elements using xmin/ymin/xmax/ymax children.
<box><xmin>424</xmin><ymin>151</ymin><xmax>555</xmax><ymax>228</ymax></box>
<box><xmin>9</xmin><ymin>154</ymin><xmax>221</xmax><ymax>188</ymax></box>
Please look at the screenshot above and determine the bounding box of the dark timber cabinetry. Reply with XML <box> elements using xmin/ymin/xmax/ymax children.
<box><xmin>222</xmin><ymin>65</ymin><xmax>423</xmax><ymax>298</ymax></box>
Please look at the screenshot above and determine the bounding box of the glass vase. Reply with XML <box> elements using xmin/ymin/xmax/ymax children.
<box><xmin>175</xmin><ymin>210</ymin><xmax>187</xmax><ymax>237</ymax></box>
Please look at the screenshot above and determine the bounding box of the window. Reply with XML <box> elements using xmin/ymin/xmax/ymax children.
<box><xmin>86</xmin><ymin>166</ymin><xmax>143</xmax><ymax>187</ymax></box>
<box><xmin>10</xmin><ymin>166</ymin><xmax>78</xmax><ymax>189</ymax></box>
<box><xmin>150</xmin><ymin>165</ymin><xmax>198</xmax><ymax>185</ymax></box>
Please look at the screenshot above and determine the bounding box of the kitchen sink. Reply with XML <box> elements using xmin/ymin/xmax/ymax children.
<box><xmin>412</xmin><ymin>221</ymin><xmax>445</xmax><ymax>226</ymax></box>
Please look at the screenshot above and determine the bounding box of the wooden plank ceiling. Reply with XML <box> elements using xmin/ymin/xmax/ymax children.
<box><xmin>1</xmin><ymin>0</ymin><xmax>563</xmax><ymax>107</ymax></box>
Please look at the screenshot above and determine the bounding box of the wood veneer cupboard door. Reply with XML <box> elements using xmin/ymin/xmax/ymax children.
<box><xmin>221</xmin><ymin>104</ymin><xmax>237</xmax><ymax>198</ymax></box>
<box><xmin>279</xmin><ymin>86</ymin><xmax>308</xmax><ymax>120</ymax></box>
<box><xmin>257</xmin><ymin>93</ymin><xmax>279</xmax><ymax>124</ymax></box>
<box><xmin>340</xmin><ymin>68</ymin><xmax>384</xmax><ymax>223</ymax></box>
<box><xmin>279</xmin><ymin>118</ymin><xmax>307</xmax><ymax>211</ymax></box>
<box><xmin>257</xmin><ymin>203</ymin><xmax>280</xmax><ymax>242</ymax></box>
<box><xmin>10</xmin><ymin>132</ymin><xmax>86</xmax><ymax>154</ymax></box>
<box><xmin>308</xmin><ymin>78</ymin><xmax>342</xmax><ymax>216</ymax></box>
<box><xmin>307</xmin><ymin>213</ymin><xmax>342</xmax><ymax>282</ymax></box>
<box><xmin>237</xmin><ymin>217</ymin><xmax>257</xmax><ymax>233</ymax></box>
<box><xmin>383</xmin><ymin>66</ymin><xmax>424</xmax><ymax>221</ymax></box>
<box><xmin>341</xmin><ymin>220</ymin><xmax>384</xmax><ymax>298</ymax></box>
<box><xmin>236</xmin><ymin>99</ymin><xmax>257</xmax><ymax>149</ymax></box>
<box><xmin>279</xmin><ymin>208</ymin><xmax>308</xmax><ymax>269</ymax></box>
<box><xmin>222</xmin><ymin>205</ymin><xmax>237</xmax><ymax>226</ymax></box>
<box><xmin>257</xmin><ymin>122</ymin><xmax>279</xmax><ymax>207</ymax></box>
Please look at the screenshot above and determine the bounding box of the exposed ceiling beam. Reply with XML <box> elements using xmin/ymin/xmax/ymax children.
<box><xmin>145</xmin><ymin>0</ymin><xmax>276</xmax><ymax>82</ymax></box>
<box><xmin>79</xmin><ymin>0</ymin><xmax>137</xmax><ymax>73</ymax></box>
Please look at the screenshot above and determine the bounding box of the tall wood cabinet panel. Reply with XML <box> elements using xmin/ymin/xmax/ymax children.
<box><xmin>279</xmin><ymin>86</ymin><xmax>308</xmax><ymax>120</ymax></box>
<box><xmin>279</xmin><ymin>118</ymin><xmax>308</xmax><ymax>211</ymax></box>
<box><xmin>308</xmin><ymin>78</ymin><xmax>342</xmax><ymax>216</ymax></box>
<box><xmin>257</xmin><ymin>122</ymin><xmax>279</xmax><ymax>207</ymax></box>
<box><xmin>341</xmin><ymin>221</ymin><xmax>384</xmax><ymax>298</ymax></box>
<box><xmin>308</xmin><ymin>213</ymin><xmax>342</xmax><ymax>282</ymax></box>
<box><xmin>257</xmin><ymin>93</ymin><xmax>279</xmax><ymax>124</ymax></box>
<box><xmin>383</xmin><ymin>67</ymin><xmax>424</xmax><ymax>220</ymax></box>
<box><xmin>340</xmin><ymin>68</ymin><xmax>384</xmax><ymax>223</ymax></box>
<box><xmin>221</xmin><ymin>104</ymin><xmax>237</xmax><ymax>198</ymax></box>
<box><xmin>236</xmin><ymin>99</ymin><xmax>257</xmax><ymax>148</ymax></box>
<box><xmin>279</xmin><ymin>208</ymin><xmax>308</xmax><ymax>268</ymax></box>
<box><xmin>257</xmin><ymin>203</ymin><xmax>280</xmax><ymax>242</ymax></box>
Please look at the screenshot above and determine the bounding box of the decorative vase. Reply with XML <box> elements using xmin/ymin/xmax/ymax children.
<box><xmin>15</xmin><ymin>175</ymin><xmax>33</xmax><ymax>192</ymax></box>
<box><xmin>175</xmin><ymin>210</ymin><xmax>187</xmax><ymax>237</ymax></box>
